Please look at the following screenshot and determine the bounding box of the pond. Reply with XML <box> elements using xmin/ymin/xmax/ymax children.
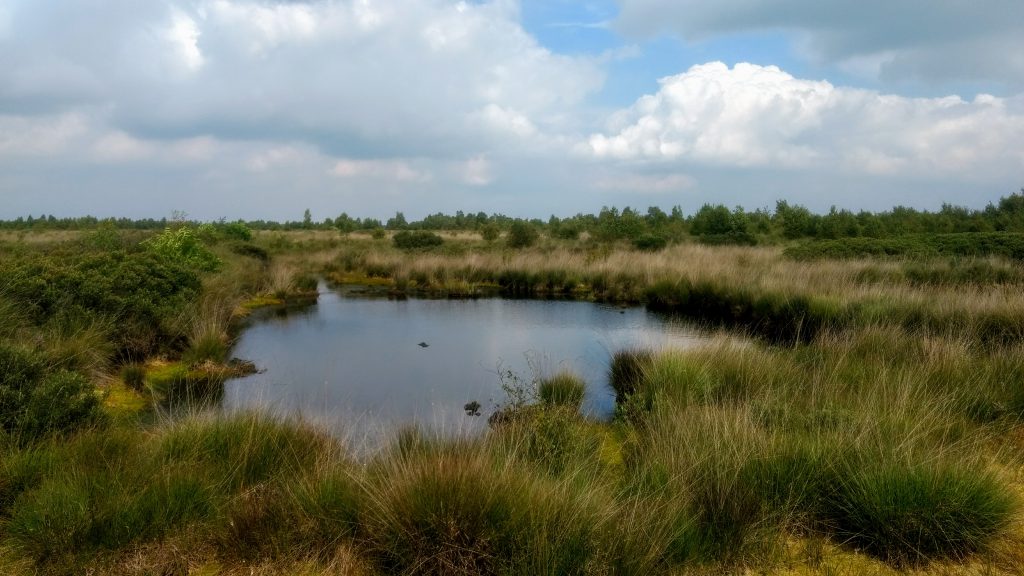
<box><xmin>225</xmin><ymin>284</ymin><xmax>705</xmax><ymax>439</ymax></box>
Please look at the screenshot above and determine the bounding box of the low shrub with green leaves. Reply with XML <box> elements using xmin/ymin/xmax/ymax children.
<box><xmin>0</xmin><ymin>249</ymin><xmax>202</xmax><ymax>356</ymax></box>
<box><xmin>0</xmin><ymin>345</ymin><xmax>102</xmax><ymax>443</ymax></box>
<box><xmin>506</xmin><ymin>221</ymin><xmax>539</xmax><ymax>248</ymax></box>
<box><xmin>392</xmin><ymin>230</ymin><xmax>444</xmax><ymax>250</ymax></box>
<box><xmin>143</xmin><ymin>226</ymin><xmax>221</xmax><ymax>271</ymax></box>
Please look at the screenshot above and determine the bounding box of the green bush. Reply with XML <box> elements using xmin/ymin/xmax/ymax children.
<box><xmin>632</xmin><ymin>233</ymin><xmax>668</xmax><ymax>251</ymax></box>
<box><xmin>480</xmin><ymin>223</ymin><xmax>500</xmax><ymax>242</ymax></box>
<box><xmin>506</xmin><ymin>221</ymin><xmax>539</xmax><ymax>249</ymax></box>
<box><xmin>143</xmin><ymin>226</ymin><xmax>221</xmax><ymax>271</ymax></box>
<box><xmin>392</xmin><ymin>230</ymin><xmax>444</xmax><ymax>250</ymax></box>
<box><xmin>0</xmin><ymin>345</ymin><xmax>102</xmax><ymax>442</ymax></box>
<box><xmin>19</xmin><ymin>371</ymin><xmax>101</xmax><ymax>440</ymax></box>
<box><xmin>0</xmin><ymin>250</ymin><xmax>201</xmax><ymax>357</ymax></box>
<box><xmin>220</xmin><ymin>221</ymin><xmax>252</xmax><ymax>242</ymax></box>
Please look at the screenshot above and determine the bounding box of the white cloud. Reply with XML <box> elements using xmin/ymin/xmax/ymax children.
<box><xmin>614</xmin><ymin>0</ymin><xmax>1024</xmax><ymax>88</ymax></box>
<box><xmin>167</xmin><ymin>9</ymin><xmax>204</xmax><ymax>71</ymax></box>
<box><xmin>0</xmin><ymin>112</ymin><xmax>88</xmax><ymax>156</ymax></box>
<box><xmin>594</xmin><ymin>172</ymin><xmax>695</xmax><ymax>193</ymax></box>
<box><xmin>329</xmin><ymin>158</ymin><xmax>432</xmax><ymax>183</ymax></box>
<box><xmin>587</xmin><ymin>62</ymin><xmax>1024</xmax><ymax>178</ymax></box>
<box><xmin>458</xmin><ymin>155</ymin><xmax>494</xmax><ymax>186</ymax></box>
<box><xmin>0</xmin><ymin>0</ymin><xmax>603</xmax><ymax>159</ymax></box>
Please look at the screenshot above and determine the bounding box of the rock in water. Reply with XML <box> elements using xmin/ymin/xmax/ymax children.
<box><xmin>418</xmin><ymin>342</ymin><xmax>429</xmax><ymax>348</ymax></box>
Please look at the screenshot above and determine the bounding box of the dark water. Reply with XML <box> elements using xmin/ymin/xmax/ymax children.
<box><xmin>226</xmin><ymin>284</ymin><xmax>704</xmax><ymax>438</ymax></box>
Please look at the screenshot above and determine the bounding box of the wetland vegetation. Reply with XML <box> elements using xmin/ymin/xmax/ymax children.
<box><xmin>1</xmin><ymin>194</ymin><xmax>1024</xmax><ymax>574</ymax></box>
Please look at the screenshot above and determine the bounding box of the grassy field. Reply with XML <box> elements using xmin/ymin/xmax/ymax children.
<box><xmin>0</xmin><ymin>227</ymin><xmax>1022</xmax><ymax>574</ymax></box>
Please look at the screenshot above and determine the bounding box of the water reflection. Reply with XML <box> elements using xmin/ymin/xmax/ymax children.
<box><xmin>225</xmin><ymin>284</ymin><xmax>704</xmax><ymax>438</ymax></box>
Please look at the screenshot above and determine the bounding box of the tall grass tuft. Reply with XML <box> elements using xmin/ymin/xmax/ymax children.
<box><xmin>609</xmin><ymin>348</ymin><xmax>654</xmax><ymax>402</ymax></box>
<box><xmin>537</xmin><ymin>371</ymin><xmax>586</xmax><ymax>408</ymax></box>
<box><xmin>827</xmin><ymin>460</ymin><xmax>1017</xmax><ymax>563</ymax></box>
<box><xmin>361</xmin><ymin>439</ymin><xmax>607</xmax><ymax>575</ymax></box>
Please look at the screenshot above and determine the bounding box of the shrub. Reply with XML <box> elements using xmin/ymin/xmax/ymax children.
<box><xmin>506</xmin><ymin>221</ymin><xmax>539</xmax><ymax>249</ymax></box>
<box><xmin>371</xmin><ymin>227</ymin><xmax>386</xmax><ymax>240</ymax></box>
<box><xmin>0</xmin><ymin>345</ymin><xmax>102</xmax><ymax>442</ymax></box>
<box><xmin>220</xmin><ymin>221</ymin><xmax>252</xmax><ymax>242</ymax></box>
<box><xmin>480</xmin><ymin>223</ymin><xmax>500</xmax><ymax>242</ymax></box>
<box><xmin>554</xmin><ymin>224</ymin><xmax>581</xmax><ymax>240</ymax></box>
<box><xmin>143</xmin><ymin>226</ymin><xmax>221</xmax><ymax>272</ymax></box>
<box><xmin>0</xmin><ymin>250</ymin><xmax>202</xmax><ymax>357</ymax></box>
<box><xmin>632</xmin><ymin>233</ymin><xmax>668</xmax><ymax>251</ymax></box>
<box><xmin>392</xmin><ymin>230</ymin><xmax>444</xmax><ymax>250</ymax></box>
<box><xmin>19</xmin><ymin>371</ymin><xmax>101</xmax><ymax>440</ymax></box>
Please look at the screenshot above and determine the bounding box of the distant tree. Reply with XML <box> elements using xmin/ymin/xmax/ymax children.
<box><xmin>386</xmin><ymin>211</ymin><xmax>408</xmax><ymax>230</ymax></box>
<box><xmin>480</xmin><ymin>222</ymin><xmax>500</xmax><ymax>242</ymax></box>
<box><xmin>774</xmin><ymin>201</ymin><xmax>817</xmax><ymax>239</ymax></box>
<box><xmin>506</xmin><ymin>220</ymin><xmax>538</xmax><ymax>248</ymax></box>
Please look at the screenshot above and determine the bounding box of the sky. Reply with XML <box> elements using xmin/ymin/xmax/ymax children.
<box><xmin>1</xmin><ymin>0</ymin><xmax>1022</xmax><ymax>221</ymax></box>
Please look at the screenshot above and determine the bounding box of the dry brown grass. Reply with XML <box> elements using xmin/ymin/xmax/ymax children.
<box><xmin>321</xmin><ymin>240</ymin><xmax>1024</xmax><ymax>324</ymax></box>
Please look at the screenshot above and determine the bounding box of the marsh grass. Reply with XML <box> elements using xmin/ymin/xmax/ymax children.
<box><xmin>1</xmin><ymin>230</ymin><xmax>1023</xmax><ymax>574</ymax></box>
<box><xmin>321</xmin><ymin>240</ymin><xmax>1024</xmax><ymax>344</ymax></box>
<box><xmin>537</xmin><ymin>371</ymin><xmax>586</xmax><ymax>408</ymax></box>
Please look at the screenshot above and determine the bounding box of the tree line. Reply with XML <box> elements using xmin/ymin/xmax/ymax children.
<box><xmin>4</xmin><ymin>190</ymin><xmax>1023</xmax><ymax>245</ymax></box>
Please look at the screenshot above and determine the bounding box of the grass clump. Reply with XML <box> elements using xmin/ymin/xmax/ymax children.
<box><xmin>827</xmin><ymin>461</ymin><xmax>1016</xmax><ymax>563</ymax></box>
<box><xmin>609</xmin><ymin>348</ymin><xmax>655</xmax><ymax>403</ymax></box>
<box><xmin>537</xmin><ymin>371</ymin><xmax>586</xmax><ymax>408</ymax></box>
<box><xmin>120</xmin><ymin>363</ymin><xmax>146</xmax><ymax>391</ymax></box>
<box><xmin>361</xmin><ymin>439</ymin><xmax>605</xmax><ymax>575</ymax></box>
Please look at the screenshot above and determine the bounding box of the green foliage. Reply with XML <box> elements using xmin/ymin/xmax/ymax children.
<box><xmin>691</xmin><ymin>205</ymin><xmax>757</xmax><ymax>245</ymax></box>
<box><xmin>143</xmin><ymin>226</ymin><xmax>221</xmax><ymax>271</ymax></box>
<box><xmin>370</xmin><ymin>227</ymin><xmax>386</xmax><ymax>240</ymax></box>
<box><xmin>0</xmin><ymin>345</ymin><xmax>102</xmax><ymax>443</ymax></box>
<box><xmin>392</xmin><ymin>230</ymin><xmax>444</xmax><ymax>250</ymax></box>
<box><xmin>479</xmin><ymin>222</ymin><xmax>500</xmax><ymax>242</ymax></box>
<box><xmin>632</xmin><ymin>233</ymin><xmax>668</xmax><ymax>251</ymax></box>
<box><xmin>785</xmin><ymin>232</ymin><xmax>1024</xmax><ymax>261</ymax></box>
<box><xmin>220</xmin><ymin>221</ymin><xmax>253</xmax><ymax>241</ymax></box>
<box><xmin>506</xmin><ymin>220</ymin><xmax>539</xmax><ymax>248</ymax></box>
<box><xmin>0</xmin><ymin>250</ymin><xmax>201</xmax><ymax>356</ymax></box>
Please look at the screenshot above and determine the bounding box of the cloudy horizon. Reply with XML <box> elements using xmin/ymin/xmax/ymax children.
<box><xmin>2</xmin><ymin>0</ymin><xmax>1022</xmax><ymax>222</ymax></box>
